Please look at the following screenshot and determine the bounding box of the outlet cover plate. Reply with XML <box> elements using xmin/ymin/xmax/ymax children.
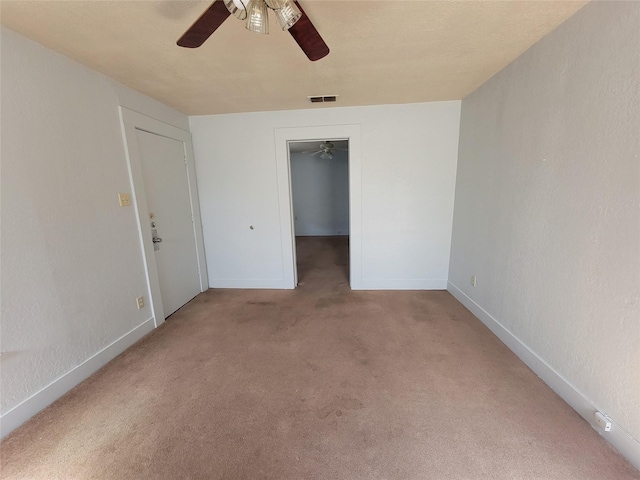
<box><xmin>118</xmin><ymin>193</ymin><xmax>131</xmax><ymax>207</ymax></box>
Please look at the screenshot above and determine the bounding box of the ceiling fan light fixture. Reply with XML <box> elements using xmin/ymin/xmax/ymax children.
<box><xmin>320</xmin><ymin>151</ymin><xmax>333</xmax><ymax>160</ymax></box>
<box><xmin>274</xmin><ymin>1</ymin><xmax>302</xmax><ymax>30</ymax></box>
<box><xmin>264</xmin><ymin>0</ymin><xmax>283</xmax><ymax>9</ymax></box>
<box><xmin>177</xmin><ymin>0</ymin><xmax>330</xmax><ymax>61</ymax></box>
<box><xmin>224</xmin><ymin>0</ymin><xmax>248</xmax><ymax>20</ymax></box>
<box><xmin>246</xmin><ymin>0</ymin><xmax>269</xmax><ymax>34</ymax></box>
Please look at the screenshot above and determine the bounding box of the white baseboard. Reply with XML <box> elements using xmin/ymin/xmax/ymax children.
<box><xmin>447</xmin><ymin>281</ymin><xmax>640</xmax><ymax>471</ymax></box>
<box><xmin>0</xmin><ymin>318</ymin><xmax>155</xmax><ymax>439</ymax></box>
<box><xmin>359</xmin><ymin>279</ymin><xmax>447</xmax><ymax>290</ymax></box>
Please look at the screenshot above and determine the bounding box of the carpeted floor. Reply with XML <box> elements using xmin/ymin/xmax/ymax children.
<box><xmin>1</xmin><ymin>236</ymin><xmax>638</xmax><ymax>479</ymax></box>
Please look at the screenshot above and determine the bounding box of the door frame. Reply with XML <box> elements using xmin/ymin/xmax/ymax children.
<box><xmin>275</xmin><ymin>124</ymin><xmax>362</xmax><ymax>289</ymax></box>
<box><xmin>119</xmin><ymin>107</ymin><xmax>208</xmax><ymax>326</ymax></box>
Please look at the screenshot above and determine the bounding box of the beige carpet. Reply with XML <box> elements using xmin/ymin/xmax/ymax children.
<box><xmin>1</xmin><ymin>236</ymin><xmax>638</xmax><ymax>479</ymax></box>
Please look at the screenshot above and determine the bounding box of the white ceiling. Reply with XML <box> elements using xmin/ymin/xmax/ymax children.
<box><xmin>0</xmin><ymin>1</ymin><xmax>587</xmax><ymax>116</ymax></box>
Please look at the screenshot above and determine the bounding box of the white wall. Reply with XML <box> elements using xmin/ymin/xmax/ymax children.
<box><xmin>190</xmin><ymin>101</ymin><xmax>461</xmax><ymax>290</ymax></box>
<box><xmin>0</xmin><ymin>27</ymin><xmax>189</xmax><ymax>436</ymax></box>
<box><xmin>449</xmin><ymin>1</ymin><xmax>639</xmax><ymax>466</ymax></box>
<box><xmin>291</xmin><ymin>150</ymin><xmax>349</xmax><ymax>236</ymax></box>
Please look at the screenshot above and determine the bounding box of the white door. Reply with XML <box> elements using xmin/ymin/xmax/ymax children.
<box><xmin>136</xmin><ymin>129</ymin><xmax>201</xmax><ymax>317</ymax></box>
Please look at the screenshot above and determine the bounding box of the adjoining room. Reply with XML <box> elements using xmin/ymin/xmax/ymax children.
<box><xmin>289</xmin><ymin>139</ymin><xmax>350</xmax><ymax>286</ymax></box>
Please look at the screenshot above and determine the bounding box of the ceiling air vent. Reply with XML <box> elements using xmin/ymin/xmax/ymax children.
<box><xmin>308</xmin><ymin>95</ymin><xmax>338</xmax><ymax>103</ymax></box>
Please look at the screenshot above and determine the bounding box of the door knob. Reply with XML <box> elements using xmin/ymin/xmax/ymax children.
<box><xmin>151</xmin><ymin>228</ymin><xmax>162</xmax><ymax>251</ymax></box>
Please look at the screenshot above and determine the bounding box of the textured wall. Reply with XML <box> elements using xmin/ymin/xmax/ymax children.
<box><xmin>0</xmin><ymin>27</ymin><xmax>188</xmax><ymax>415</ymax></box>
<box><xmin>291</xmin><ymin>151</ymin><xmax>350</xmax><ymax>236</ymax></box>
<box><xmin>190</xmin><ymin>101</ymin><xmax>460</xmax><ymax>289</ymax></box>
<box><xmin>449</xmin><ymin>0</ymin><xmax>639</xmax><ymax>441</ymax></box>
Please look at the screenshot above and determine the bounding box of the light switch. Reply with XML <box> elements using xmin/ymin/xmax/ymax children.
<box><xmin>118</xmin><ymin>193</ymin><xmax>131</xmax><ymax>207</ymax></box>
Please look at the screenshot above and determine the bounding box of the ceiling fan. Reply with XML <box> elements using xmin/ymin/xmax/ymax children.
<box><xmin>301</xmin><ymin>141</ymin><xmax>347</xmax><ymax>159</ymax></box>
<box><xmin>177</xmin><ymin>0</ymin><xmax>329</xmax><ymax>61</ymax></box>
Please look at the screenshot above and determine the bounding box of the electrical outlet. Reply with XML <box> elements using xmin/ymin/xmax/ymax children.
<box><xmin>136</xmin><ymin>296</ymin><xmax>144</xmax><ymax>309</ymax></box>
<box><xmin>594</xmin><ymin>411</ymin><xmax>612</xmax><ymax>432</ymax></box>
<box><xmin>118</xmin><ymin>193</ymin><xmax>131</xmax><ymax>207</ymax></box>
<box><xmin>471</xmin><ymin>275</ymin><xmax>477</xmax><ymax>287</ymax></box>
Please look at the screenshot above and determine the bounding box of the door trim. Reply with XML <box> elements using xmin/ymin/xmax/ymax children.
<box><xmin>274</xmin><ymin>124</ymin><xmax>362</xmax><ymax>289</ymax></box>
<box><xmin>119</xmin><ymin>107</ymin><xmax>208</xmax><ymax>326</ymax></box>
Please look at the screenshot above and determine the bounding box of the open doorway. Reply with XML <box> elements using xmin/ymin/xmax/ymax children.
<box><xmin>274</xmin><ymin>124</ymin><xmax>362</xmax><ymax>290</ymax></box>
<box><xmin>289</xmin><ymin>140</ymin><xmax>349</xmax><ymax>286</ymax></box>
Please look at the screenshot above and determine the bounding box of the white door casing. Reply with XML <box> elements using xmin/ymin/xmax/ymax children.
<box><xmin>274</xmin><ymin>124</ymin><xmax>362</xmax><ymax>290</ymax></box>
<box><xmin>119</xmin><ymin>107</ymin><xmax>208</xmax><ymax>326</ymax></box>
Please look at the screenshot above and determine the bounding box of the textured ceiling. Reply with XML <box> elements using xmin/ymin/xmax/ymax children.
<box><xmin>0</xmin><ymin>1</ymin><xmax>587</xmax><ymax>115</ymax></box>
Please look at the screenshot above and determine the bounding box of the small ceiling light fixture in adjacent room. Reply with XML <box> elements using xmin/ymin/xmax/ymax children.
<box><xmin>298</xmin><ymin>141</ymin><xmax>348</xmax><ymax>159</ymax></box>
<box><xmin>308</xmin><ymin>95</ymin><xmax>339</xmax><ymax>103</ymax></box>
<box><xmin>319</xmin><ymin>141</ymin><xmax>334</xmax><ymax>159</ymax></box>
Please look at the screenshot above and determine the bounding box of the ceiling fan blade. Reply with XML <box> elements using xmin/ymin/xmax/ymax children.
<box><xmin>288</xmin><ymin>2</ymin><xmax>329</xmax><ymax>61</ymax></box>
<box><xmin>177</xmin><ymin>1</ymin><xmax>231</xmax><ymax>48</ymax></box>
